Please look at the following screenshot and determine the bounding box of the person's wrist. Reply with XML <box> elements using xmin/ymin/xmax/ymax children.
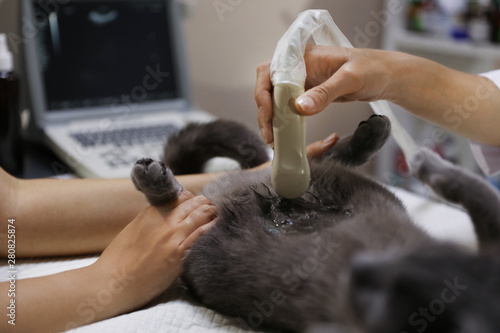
<box><xmin>85</xmin><ymin>260</ymin><xmax>140</xmax><ymax>318</ymax></box>
<box><xmin>379</xmin><ymin>50</ymin><xmax>409</xmax><ymax>103</ymax></box>
<box><xmin>0</xmin><ymin>169</ymin><xmax>19</xmax><ymax>221</ymax></box>
<box><xmin>90</xmin><ymin>246</ymin><xmax>168</xmax><ymax>314</ymax></box>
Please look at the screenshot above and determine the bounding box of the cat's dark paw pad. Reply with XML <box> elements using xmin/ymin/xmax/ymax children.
<box><xmin>132</xmin><ymin>158</ymin><xmax>168</xmax><ymax>188</ymax></box>
<box><xmin>352</xmin><ymin>115</ymin><xmax>391</xmax><ymax>149</ymax></box>
<box><xmin>131</xmin><ymin>158</ymin><xmax>182</xmax><ymax>205</ymax></box>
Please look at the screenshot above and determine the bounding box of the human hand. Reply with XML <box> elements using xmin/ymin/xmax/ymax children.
<box><xmin>306</xmin><ymin>133</ymin><xmax>339</xmax><ymax>158</ymax></box>
<box><xmin>0</xmin><ymin>192</ymin><xmax>216</xmax><ymax>333</ymax></box>
<box><xmin>93</xmin><ymin>192</ymin><xmax>217</xmax><ymax>314</ymax></box>
<box><xmin>256</xmin><ymin>45</ymin><xmax>402</xmax><ymax>144</ymax></box>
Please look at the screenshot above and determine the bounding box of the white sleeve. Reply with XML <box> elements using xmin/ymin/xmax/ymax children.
<box><xmin>481</xmin><ymin>69</ymin><xmax>500</xmax><ymax>87</ymax></box>
<box><xmin>469</xmin><ymin>70</ymin><xmax>500</xmax><ymax>176</ymax></box>
<box><xmin>470</xmin><ymin>142</ymin><xmax>500</xmax><ymax>176</ymax></box>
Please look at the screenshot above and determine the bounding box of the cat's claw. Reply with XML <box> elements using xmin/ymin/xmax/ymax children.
<box><xmin>131</xmin><ymin>158</ymin><xmax>183</xmax><ymax>205</ymax></box>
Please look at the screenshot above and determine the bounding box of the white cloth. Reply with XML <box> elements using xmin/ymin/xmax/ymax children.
<box><xmin>470</xmin><ymin>141</ymin><xmax>500</xmax><ymax>176</ymax></box>
<box><xmin>0</xmin><ymin>187</ymin><xmax>475</xmax><ymax>333</ymax></box>
<box><xmin>473</xmin><ymin>70</ymin><xmax>500</xmax><ymax>176</ymax></box>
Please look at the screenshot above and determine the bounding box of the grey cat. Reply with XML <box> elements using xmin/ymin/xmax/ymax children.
<box><xmin>343</xmin><ymin>148</ymin><xmax>500</xmax><ymax>333</ymax></box>
<box><xmin>131</xmin><ymin>116</ymin><xmax>500</xmax><ymax>333</ymax></box>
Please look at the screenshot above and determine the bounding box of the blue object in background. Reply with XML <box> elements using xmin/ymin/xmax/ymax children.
<box><xmin>489</xmin><ymin>177</ymin><xmax>500</xmax><ymax>192</ymax></box>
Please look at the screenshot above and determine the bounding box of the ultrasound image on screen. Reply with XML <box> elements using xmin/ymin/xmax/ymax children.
<box><xmin>34</xmin><ymin>0</ymin><xmax>179</xmax><ymax>111</ymax></box>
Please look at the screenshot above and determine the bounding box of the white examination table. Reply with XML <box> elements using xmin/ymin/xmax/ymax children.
<box><xmin>0</xmin><ymin>186</ymin><xmax>476</xmax><ymax>333</ymax></box>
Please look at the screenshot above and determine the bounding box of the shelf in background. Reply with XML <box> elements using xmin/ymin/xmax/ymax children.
<box><xmin>392</xmin><ymin>30</ymin><xmax>500</xmax><ymax>60</ymax></box>
<box><xmin>377</xmin><ymin>0</ymin><xmax>499</xmax><ymax>190</ymax></box>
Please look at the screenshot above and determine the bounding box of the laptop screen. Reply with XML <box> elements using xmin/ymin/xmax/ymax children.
<box><xmin>33</xmin><ymin>0</ymin><xmax>179</xmax><ymax>112</ymax></box>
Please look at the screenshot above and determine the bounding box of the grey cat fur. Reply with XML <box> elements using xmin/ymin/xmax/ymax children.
<box><xmin>131</xmin><ymin>116</ymin><xmax>500</xmax><ymax>333</ymax></box>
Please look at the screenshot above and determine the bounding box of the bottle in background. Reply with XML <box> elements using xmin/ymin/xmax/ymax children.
<box><xmin>0</xmin><ymin>33</ymin><xmax>22</xmax><ymax>175</ymax></box>
<box><xmin>407</xmin><ymin>0</ymin><xmax>426</xmax><ymax>33</ymax></box>
<box><xmin>488</xmin><ymin>0</ymin><xmax>500</xmax><ymax>43</ymax></box>
<box><xmin>467</xmin><ymin>0</ymin><xmax>491</xmax><ymax>43</ymax></box>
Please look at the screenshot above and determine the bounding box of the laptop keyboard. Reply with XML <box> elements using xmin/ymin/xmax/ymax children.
<box><xmin>70</xmin><ymin>124</ymin><xmax>179</xmax><ymax>148</ymax></box>
<box><xmin>69</xmin><ymin>124</ymin><xmax>180</xmax><ymax>169</ymax></box>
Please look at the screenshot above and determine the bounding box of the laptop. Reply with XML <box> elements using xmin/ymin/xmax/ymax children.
<box><xmin>22</xmin><ymin>0</ymin><xmax>213</xmax><ymax>178</ymax></box>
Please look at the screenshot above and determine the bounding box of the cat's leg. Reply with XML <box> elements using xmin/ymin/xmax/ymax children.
<box><xmin>321</xmin><ymin>115</ymin><xmax>391</xmax><ymax>167</ymax></box>
<box><xmin>410</xmin><ymin>148</ymin><xmax>500</xmax><ymax>246</ymax></box>
<box><xmin>131</xmin><ymin>158</ymin><xmax>184</xmax><ymax>205</ymax></box>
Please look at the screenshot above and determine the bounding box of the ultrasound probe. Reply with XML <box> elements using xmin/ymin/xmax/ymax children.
<box><xmin>271</xmin><ymin>84</ymin><xmax>309</xmax><ymax>199</ymax></box>
<box><xmin>270</xmin><ymin>10</ymin><xmax>418</xmax><ymax>199</ymax></box>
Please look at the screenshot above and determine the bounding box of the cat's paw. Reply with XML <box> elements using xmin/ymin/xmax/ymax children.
<box><xmin>321</xmin><ymin>115</ymin><xmax>391</xmax><ymax>166</ymax></box>
<box><xmin>131</xmin><ymin>158</ymin><xmax>183</xmax><ymax>205</ymax></box>
<box><xmin>409</xmin><ymin>148</ymin><xmax>457</xmax><ymax>192</ymax></box>
<box><xmin>351</xmin><ymin>115</ymin><xmax>391</xmax><ymax>151</ymax></box>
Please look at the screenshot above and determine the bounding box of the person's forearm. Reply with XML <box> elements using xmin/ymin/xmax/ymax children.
<box><xmin>1</xmin><ymin>170</ymin><xmax>222</xmax><ymax>258</ymax></box>
<box><xmin>8</xmin><ymin>177</ymin><xmax>149</xmax><ymax>257</ymax></box>
<box><xmin>0</xmin><ymin>189</ymin><xmax>219</xmax><ymax>332</ymax></box>
<box><xmin>177</xmin><ymin>172</ymin><xmax>223</xmax><ymax>194</ymax></box>
<box><xmin>389</xmin><ymin>53</ymin><xmax>500</xmax><ymax>146</ymax></box>
<box><xmin>0</xmin><ymin>264</ymin><xmax>135</xmax><ymax>332</ymax></box>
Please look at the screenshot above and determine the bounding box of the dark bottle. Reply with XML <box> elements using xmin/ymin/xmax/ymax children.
<box><xmin>488</xmin><ymin>0</ymin><xmax>500</xmax><ymax>43</ymax></box>
<box><xmin>0</xmin><ymin>33</ymin><xmax>22</xmax><ymax>175</ymax></box>
<box><xmin>408</xmin><ymin>0</ymin><xmax>425</xmax><ymax>32</ymax></box>
<box><xmin>466</xmin><ymin>0</ymin><xmax>490</xmax><ymax>43</ymax></box>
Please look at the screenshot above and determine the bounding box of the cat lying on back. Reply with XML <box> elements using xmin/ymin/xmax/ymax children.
<box><xmin>130</xmin><ymin>116</ymin><xmax>500</xmax><ymax>333</ymax></box>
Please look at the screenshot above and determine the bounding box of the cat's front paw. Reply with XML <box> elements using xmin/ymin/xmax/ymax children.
<box><xmin>351</xmin><ymin>115</ymin><xmax>391</xmax><ymax>151</ymax></box>
<box><xmin>131</xmin><ymin>158</ymin><xmax>183</xmax><ymax>205</ymax></box>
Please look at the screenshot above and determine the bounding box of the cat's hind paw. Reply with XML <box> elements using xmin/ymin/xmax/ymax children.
<box><xmin>131</xmin><ymin>158</ymin><xmax>183</xmax><ymax>205</ymax></box>
<box><xmin>409</xmin><ymin>148</ymin><xmax>458</xmax><ymax>196</ymax></box>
